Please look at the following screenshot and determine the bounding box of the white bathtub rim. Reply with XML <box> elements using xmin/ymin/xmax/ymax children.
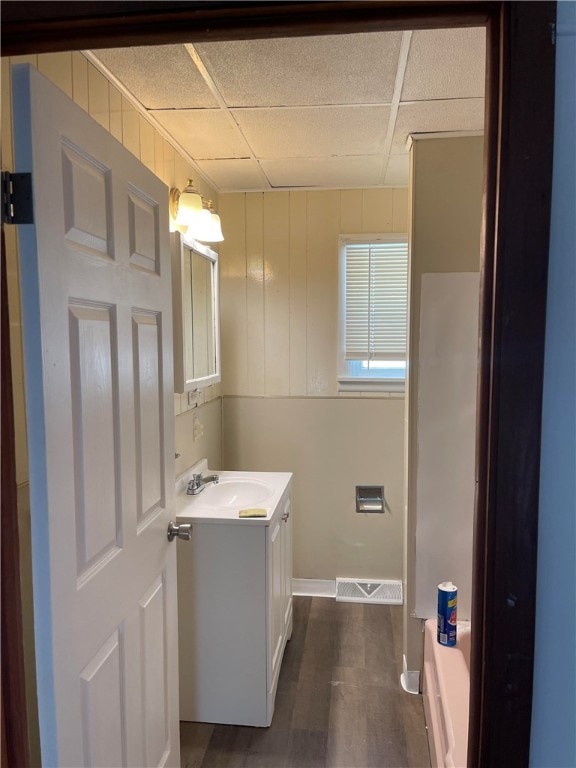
<box><xmin>423</xmin><ymin>619</ymin><xmax>471</xmax><ymax>768</ymax></box>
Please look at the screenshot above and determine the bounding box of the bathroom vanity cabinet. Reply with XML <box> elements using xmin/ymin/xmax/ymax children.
<box><xmin>176</xmin><ymin>475</ymin><xmax>292</xmax><ymax>727</ymax></box>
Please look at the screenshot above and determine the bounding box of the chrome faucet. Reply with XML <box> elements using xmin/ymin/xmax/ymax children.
<box><xmin>187</xmin><ymin>472</ymin><xmax>220</xmax><ymax>495</ymax></box>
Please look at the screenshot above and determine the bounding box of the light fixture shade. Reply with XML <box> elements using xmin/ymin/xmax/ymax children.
<box><xmin>196</xmin><ymin>203</ymin><xmax>224</xmax><ymax>243</ymax></box>
<box><xmin>177</xmin><ymin>179</ymin><xmax>203</xmax><ymax>227</ymax></box>
<box><xmin>207</xmin><ymin>212</ymin><xmax>224</xmax><ymax>243</ymax></box>
<box><xmin>193</xmin><ymin>208</ymin><xmax>215</xmax><ymax>242</ymax></box>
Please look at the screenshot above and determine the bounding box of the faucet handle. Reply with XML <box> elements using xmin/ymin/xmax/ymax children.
<box><xmin>186</xmin><ymin>474</ymin><xmax>202</xmax><ymax>495</ymax></box>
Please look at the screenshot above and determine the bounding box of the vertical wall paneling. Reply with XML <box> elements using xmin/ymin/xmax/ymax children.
<box><xmin>305</xmin><ymin>191</ymin><xmax>340</xmax><ymax>396</ymax></box>
<box><xmin>71</xmin><ymin>51</ymin><xmax>89</xmax><ymax>111</ymax></box>
<box><xmin>288</xmin><ymin>192</ymin><xmax>307</xmax><ymax>396</ymax></box>
<box><xmin>37</xmin><ymin>52</ymin><xmax>73</xmax><ymax>98</ymax></box>
<box><xmin>219</xmin><ymin>187</ymin><xmax>409</xmax><ymax>399</ymax></box>
<box><xmin>263</xmin><ymin>192</ymin><xmax>290</xmax><ymax>396</ymax></box>
<box><xmin>219</xmin><ymin>194</ymin><xmax>248</xmax><ymax>395</ymax></box>
<box><xmin>139</xmin><ymin>115</ymin><xmax>155</xmax><ymax>173</ymax></box>
<box><xmin>162</xmin><ymin>140</ymin><xmax>176</xmax><ymax>188</ymax></box>
<box><xmin>174</xmin><ymin>153</ymin><xmax>192</xmax><ymax>193</ymax></box>
<box><xmin>153</xmin><ymin>131</ymin><xmax>164</xmax><ymax>181</ymax></box>
<box><xmin>108</xmin><ymin>84</ymin><xmax>123</xmax><ymax>143</ymax></box>
<box><xmin>246</xmin><ymin>193</ymin><xmax>265</xmax><ymax>395</ymax></box>
<box><xmin>339</xmin><ymin>189</ymin><xmax>363</xmax><ymax>233</ymax></box>
<box><xmin>392</xmin><ymin>188</ymin><xmax>408</xmax><ymax>233</ymax></box>
<box><xmin>10</xmin><ymin>55</ymin><xmax>39</xmax><ymax>67</ymax></box>
<box><xmin>362</xmin><ymin>189</ymin><xmax>394</xmax><ymax>232</ymax></box>
<box><xmin>87</xmin><ymin>64</ymin><xmax>110</xmax><ymax>131</ymax></box>
<box><xmin>121</xmin><ymin>94</ymin><xmax>140</xmax><ymax>158</ymax></box>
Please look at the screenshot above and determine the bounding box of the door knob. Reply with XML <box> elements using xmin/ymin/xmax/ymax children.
<box><xmin>167</xmin><ymin>520</ymin><xmax>192</xmax><ymax>542</ymax></box>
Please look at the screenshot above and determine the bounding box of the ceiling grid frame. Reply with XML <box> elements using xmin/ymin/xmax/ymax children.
<box><xmin>87</xmin><ymin>27</ymin><xmax>486</xmax><ymax>192</ymax></box>
<box><xmin>379</xmin><ymin>30</ymin><xmax>413</xmax><ymax>185</ymax></box>
<box><xmin>183</xmin><ymin>43</ymin><xmax>272</xmax><ymax>190</ymax></box>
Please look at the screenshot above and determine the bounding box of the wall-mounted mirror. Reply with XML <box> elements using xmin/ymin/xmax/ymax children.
<box><xmin>171</xmin><ymin>232</ymin><xmax>220</xmax><ymax>393</ymax></box>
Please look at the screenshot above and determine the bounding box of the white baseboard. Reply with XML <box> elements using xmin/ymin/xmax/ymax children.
<box><xmin>400</xmin><ymin>654</ymin><xmax>420</xmax><ymax>694</ymax></box>
<box><xmin>292</xmin><ymin>578</ymin><xmax>336</xmax><ymax>598</ymax></box>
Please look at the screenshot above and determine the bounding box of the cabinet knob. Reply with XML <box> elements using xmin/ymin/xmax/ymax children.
<box><xmin>282</xmin><ymin>511</ymin><xmax>290</xmax><ymax>522</ymax></box>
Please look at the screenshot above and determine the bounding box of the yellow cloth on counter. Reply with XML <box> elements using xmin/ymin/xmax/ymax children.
<box><xmin>238</xmin><ymin>508</ymin><xmax>267</xmax><ymax>518</ymax></box>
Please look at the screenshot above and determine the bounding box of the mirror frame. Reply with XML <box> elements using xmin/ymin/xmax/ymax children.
<box><xmin>171</xmin><ymin>231</ymin><xmax>221</xmax><ymax>393</ymax></box>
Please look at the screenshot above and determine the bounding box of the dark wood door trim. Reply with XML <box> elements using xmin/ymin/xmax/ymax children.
<box><xmin>2</xmin><ymin>1</ymin><xmax>496</xmax><ymax>54</ymax></box>
<box><xmin>471</xmin><ymin>4</ymin><xmax>556</xmax><ymax>765</ymax></box>
<box><xmin>1</xmin><ymin>3</ymin><xmax>557</xmax><ymax>766</ymax></box>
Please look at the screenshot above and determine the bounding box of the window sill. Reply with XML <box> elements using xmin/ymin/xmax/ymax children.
<box><xmin>338</xmin><ymin>378</ymin><xmax>405</xmax><ymax>395</ymax></box>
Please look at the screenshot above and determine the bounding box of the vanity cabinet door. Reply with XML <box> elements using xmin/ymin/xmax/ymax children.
<box><xmin>268</xmin><ymin>515</ymin><xmax>284</xmax><ymax>698</ymax></box>
<box><xmin>267</xmin><ymin>491</ymin><xmax>293</xmax><ymax>717</ymax></box>
<box><xmin>282</xmin><ymin>496</ymin><xmax>293</xmax><ymax>636</ymax></box>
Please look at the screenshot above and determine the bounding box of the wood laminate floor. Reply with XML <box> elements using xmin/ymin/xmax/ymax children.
<box><xmin>180</xmin><ymin>597</ymin><xmax>431</xmax><ymax>768</ymax></box>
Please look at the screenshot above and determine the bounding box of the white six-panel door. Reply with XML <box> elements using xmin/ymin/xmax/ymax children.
<box><xmin>12</xmin><ymin>64</ymin><xmax>179</xmax><ymax>767</ymax></box>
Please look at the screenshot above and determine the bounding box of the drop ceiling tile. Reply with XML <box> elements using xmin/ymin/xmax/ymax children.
<box><xmin>402</xmin><ymin>28</ymin><xmax>486</xmax><ymax>102</ymax></box>
<box><xmin>150</xmin><ymin>110</ymin><xmax>251</xmax><ymax>159</ymax></box>
<box><xmin>260</xmin><ymin>156</ymin><xmax>384</xmax><ymax>189</ymax></box>
<box><xmin>196</xmin><ymin>159</ymin><xmax>267</xmax><ymax>191</ymax></box>
<box><xmin>391</xmin><ymin>99</ymin><xmax>485</xmax><ymax>154</ymax></box>
<box><xmin>233</xmin><ymin>106</ymin><xmax>391</xmax><ymax>158</ymax></box>
<box><xmin>384</xmin><ymin>155</ymin><xmax>410</xmax><ymax>187</ymax></box>
<box><xmin>93</xmin><ymin>46</ymin><xmax>218</xmax><ymax>109</ymax></box>
<box><xmin>195</xmin><ymin>33</ymin><xmax>402</xmax><ymax>107</ymax></box>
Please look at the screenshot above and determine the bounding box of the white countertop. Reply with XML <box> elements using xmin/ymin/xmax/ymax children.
<box><xmin>175</xmin><ymin>465</ymin><xmax>292</xmax><ymax>525</ymax></box>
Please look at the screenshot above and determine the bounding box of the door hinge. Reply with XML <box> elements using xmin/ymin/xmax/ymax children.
<box><xmin>1</xmin><ymin>171</ymin><xmax>34</xmax><ymax>224</ymax></box>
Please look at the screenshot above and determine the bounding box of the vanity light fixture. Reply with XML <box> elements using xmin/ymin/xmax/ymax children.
<box><xmin>197</xmin><ymin>200</ymin><xmax>224</xmax><ymax>243</ymax></box>
<box><xmin>169</xmin><ymin>178</ymin><xmax>203</xmax><ymax>230</ymax></box>
<box><xmin>169</xmin><ymin>180</ymin><xmax>224</xmax><ymax>242</ymax></box>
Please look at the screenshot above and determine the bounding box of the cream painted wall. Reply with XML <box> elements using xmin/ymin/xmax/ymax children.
<box><xmin>403</xmin><ymin>136</ymin><xmax>484</xmax><ymax>675</ymax></box>
<box><xmin>219</xmin><ymin>188</ymin><xmax>408</xmax><ymax>581</ymax></box>
<box><xmin>224</xmin><ymin>397</ymin><xmax>405</xmax><ymax>580</ymax></box>
<box><xmin>2</xmin><ymin>53</ymin><xmax>222</xmax><ymax>765</ymax></box>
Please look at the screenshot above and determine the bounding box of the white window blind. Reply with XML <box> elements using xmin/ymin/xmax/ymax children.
<box><xmin>344</xmin><ymin>240</ymin><xmax>408</xmax><ymax>361</ymax></box>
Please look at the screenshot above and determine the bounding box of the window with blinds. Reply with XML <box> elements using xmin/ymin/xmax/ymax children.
<box><xmin>339</xmin><ymin>236</ymin><xmax>408</xmax><ymax>390</ymax></box>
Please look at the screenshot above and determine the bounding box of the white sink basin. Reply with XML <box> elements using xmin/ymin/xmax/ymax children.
<box><xmin>175</xmin><ymin>462</ymin><xmax>292</xmax><ymax>523</ymax></box>
<box><xmin>199</xmin><ymin>479</ymin><xmax>274</xmax><ymax>508</ymax></box>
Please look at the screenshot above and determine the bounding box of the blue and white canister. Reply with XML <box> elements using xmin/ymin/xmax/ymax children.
<box><xmin>437</xmin><ymin>582</ymin><xmax>458</xmax><ymax>646</ymax></box>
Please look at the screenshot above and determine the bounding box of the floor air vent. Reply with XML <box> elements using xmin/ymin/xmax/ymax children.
<box><xmin>335</xmin><ymin>578</ymin><xmax>403</xmax><ymax>605</ymax></box>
